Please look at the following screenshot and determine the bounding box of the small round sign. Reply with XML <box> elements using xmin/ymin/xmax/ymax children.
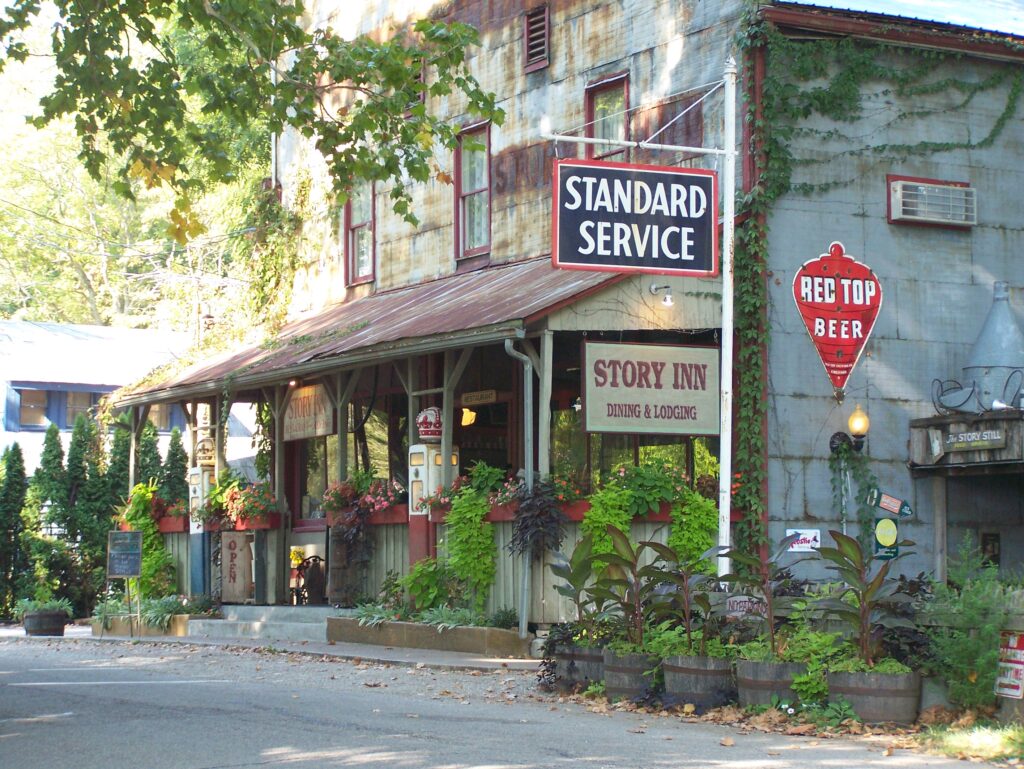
<box><xmin>875</xmin><ymin>517</ymin><xmax>898</xmax><ymax>548</ymax></box>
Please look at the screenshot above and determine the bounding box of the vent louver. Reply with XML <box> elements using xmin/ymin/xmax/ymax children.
<box><xmin>525</xmin><ymin>6</ymin><xmax>549</xmax><ymax>72</ymax></box>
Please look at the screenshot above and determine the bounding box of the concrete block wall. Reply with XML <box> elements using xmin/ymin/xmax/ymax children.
<box><xmin>765</xmin><ymin>49</ymin><xmax>1024</xmax><ymax>576</ymax></box>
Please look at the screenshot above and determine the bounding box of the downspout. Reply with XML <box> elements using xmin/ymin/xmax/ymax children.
<box><xmin>504</xmin><ymin>339</ymin><xmax>533</xmax><ymax>640</ymax></box>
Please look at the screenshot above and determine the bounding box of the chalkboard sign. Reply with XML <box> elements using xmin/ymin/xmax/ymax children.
<box><xmin>107</xmin><ymin>531</ymin><xmax>143</xmax><ymax>578</ymax></box>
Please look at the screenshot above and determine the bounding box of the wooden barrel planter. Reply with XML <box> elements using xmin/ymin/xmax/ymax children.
<box><xmin>23</xmin><ymin>611</ymin><xmax>68</xmax><ymax>637</ymax></box>
<box><xmin>553</xmin><ymin>644</ymin><xmax>604</xmax><ymax>690</ymax></box>
<box><xmin>735</xmin><ymin>660</ymin><xmax>806</xmax><ymax>707</ymax></box>
<box><xmin>828</xmin><ymin>671</ymin><xmax>921</xmax><ymax>724</ymax></box>
<box><xmin>663</xmin><ymin>654</ymin><xmax>735</xmax><ymax>712</ymax></box>
<box><xmin>603</xmin><ymin>649</ymin><xmax>659</xmax><ymax>702</ymax></box>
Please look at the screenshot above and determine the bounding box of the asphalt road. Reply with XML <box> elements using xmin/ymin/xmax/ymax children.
<box><xmin>0</xmin><ymin>639</ymin><xmax>970</xmax><ymax>769</ymax></box>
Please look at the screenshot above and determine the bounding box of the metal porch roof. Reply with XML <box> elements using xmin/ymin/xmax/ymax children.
<box><xmin>118</xmin><ymin>258</ymin><xmax>618</xmax><ymax>405</ymax></box>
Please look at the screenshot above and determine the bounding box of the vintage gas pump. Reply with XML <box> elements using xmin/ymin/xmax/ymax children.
<box><xmin>407</xmin><ymin>443</ymin><xmax>461</xmax><ymax>511</ymax></box>
<box><xmin>187</xmin><ymin>435</ymin><xmax>216</xmax><ymax>595</ymax></box>
<box><xmin>408</xmin><ymin>406</ymin><xmax>460</xmax><ymax>511</ymax></box>
<box><xmin>408</xmin><ymin>408</ymin><xmax>459</xmax><ymax>562</ymax></box>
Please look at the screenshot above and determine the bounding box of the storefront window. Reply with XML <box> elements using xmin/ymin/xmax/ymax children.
<box><xmin>300</xmin><ymin>436</ymin><xmax>340</xmax><ymax>520</ymax></box>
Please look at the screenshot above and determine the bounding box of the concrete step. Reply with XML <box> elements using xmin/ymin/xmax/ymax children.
<box><xmin>219</xmin><ymin>605</ymin><xmax>343</xmax><ymax>624</ymax></box>
<box><xmin>188</xmin><ymin>618</ymin><xmax>328</xmax><ymax>643</ymax></box>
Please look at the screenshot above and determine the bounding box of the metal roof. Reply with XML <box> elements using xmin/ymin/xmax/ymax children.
<box><xmin>776</xmin><ymin>0</ymin><xmax>1024</xmax><ymax>37</ymax></box>
<box><xmin>0</xmin><ymin>321</ymin><xmax>190</xmax><ymax>389</ymax></box>
<box><xmin>118</xmin><ymin>258</ymin><xmax>619</xmax><ymax>405</ymax></box>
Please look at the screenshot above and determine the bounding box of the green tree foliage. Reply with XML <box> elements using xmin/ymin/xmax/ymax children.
<box><xmin>160</xmin><ymin>427</ymin><xmax>189</xmax><ymax>506</ymax></box>
<box><xmin>0</xmin><ymin>444</ymin><xmax>27</xmax><ymax>616</ymax></box>
<box><xmin>107</xmin><ymin>417</ymin><xmax>131</xmax><ymax>507</ymax></box>
<box><xmin>0</xmin><ymin>1</ymin><xmax>503</xmax><ymax>235</ymax></box>
<box><xmin>35</xmin><ymin>424</ymin><xmax>67</xmax><ymax>515</ymax></box>
<box><xmin>135</xmin><ymin>422</ymin><xmax>162</xmax><ymax>487</ymax></box>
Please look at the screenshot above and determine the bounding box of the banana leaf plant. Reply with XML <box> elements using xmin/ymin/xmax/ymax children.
<box><xmin>550</xmin><ymin>534</ymin><xmax>597</xmax><ymax>631</ymax></box>
<box><xmin>587</xmin><ymin>526</ymin><xmax>665</xmax><ymax>648</ymax></box>
<box><xmin>815</xmin><ymin>529</ymin><xmax>915</xmax><ymax>666</ymax></box>
<box><xmin>645</xmin><ymin>541</ymin><xmax>716</xmax><ymax>655</ymax></box>
<box><xmin>721</xmin><ymin>533</ymin><xmax>801</xmax><ymax>658</ymax></box>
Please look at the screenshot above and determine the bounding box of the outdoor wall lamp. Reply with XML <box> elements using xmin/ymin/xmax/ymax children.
<box><xmin>461</xmin><ymin>407</ymin><xmax>477</xmax><ymax>427</ymax></box>
<box><xmin>830</xmin><ymin>403</ymin><xmax>870</xmax><ymax>453</ymax></box>
<box><xmin>650</xmin><ymin>283</ymin><xmax>674</xmax><ymax>308</ymax></box>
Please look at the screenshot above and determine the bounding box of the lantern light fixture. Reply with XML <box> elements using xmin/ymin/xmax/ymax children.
<box><xmin>649</xmin><ymin>283</ymin><xmax>674</xmax><ymax>308</ymax></box>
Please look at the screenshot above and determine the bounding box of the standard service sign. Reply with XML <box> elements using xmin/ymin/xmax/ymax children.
<box><xmin>552</xmin><ymin>159</ymin><xmax>718</xmax><ymax>276</ymax></box>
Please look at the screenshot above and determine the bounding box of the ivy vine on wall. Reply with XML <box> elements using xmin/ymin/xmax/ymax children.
<box><xmin>731</xmin><ymin>7</ymin><xmax>1024</xmax><ymax>555</ymax></box>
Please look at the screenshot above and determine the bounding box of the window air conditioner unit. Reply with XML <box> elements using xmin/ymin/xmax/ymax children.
<box><xmin>889</xmin><ymin>179</ymin><xmax>976</xmax><ymax>226</ymax></box>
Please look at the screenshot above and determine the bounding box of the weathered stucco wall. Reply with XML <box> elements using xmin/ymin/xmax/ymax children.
<box><xmin>279</xmin><ymin>0</ymin><xmax>744</xmax><ymax>313</ymax></box>
<box><xmin>765</xmin><ymin>47</ymin><xmax>1024</xmax><ymax>575</ymax></box>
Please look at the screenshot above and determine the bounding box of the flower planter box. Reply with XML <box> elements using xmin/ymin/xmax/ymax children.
<box><xmin>735</xmin><ymin>659</ymin><xmax>806</xmax><ymax>707</ymax></box>
<box><xmin>92</xmin><ymin>614</ymin><xmax>190</xmax><ymax>638</ymax></box>
<box><xmin>157</xmin><ymin>516</ymin><xmax>190</xmax><ymax>534</ymax></box>
<box><xmin>367</xmin><ymin>504</ymin><xmax>408</xmax><ymax>525</ymax></box>
<box><xmin>553</xmin><ymin>644</ymin><xmax>604</xmax><ymax>690</ymax></box>
<box><xmin>234</xmin><ymin>513</ymin><xmax>281</xmax><ymax>531</ymax></box>
<box><xmin>603</xmin><ymin>649</ymin><xmax>660</xmax><ymax>702</ymax></box>
<box><xmin>326</xmin><ymin>616</ymin><xmax>534</xmax><ymax>658</ymax></box>
<box><xmin>23</xmin><ymin>610</ymin><xmax>68</xmax><ymax>637</ymax></box>
<box><xmin>556</xmin><ymin>500</ymin><xmax>672</xmax><ymax>522</ymax></box>
<box><xmin>663</xmin><ymin>654</ymin><xmax>735</xmax><ymax>712</ymax></box>
<box><xmin>486</xmin><ymin>502</ymin><xmax>519</xmax><ymax>522</ymax></box>
<box><xmin>828</xmin><ymin>670</ymin><xmax>921</xmax><ymax>724</ymax></box>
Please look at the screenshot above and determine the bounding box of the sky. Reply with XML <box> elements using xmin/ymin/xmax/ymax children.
<box><xmin>797</xmin><ymin>0</ymin><xmax>1024</xmax><ymax>36</ymax></box>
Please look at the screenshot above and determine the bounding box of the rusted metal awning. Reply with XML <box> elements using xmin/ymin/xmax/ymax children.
<box><xmin>117</xmin><ymin>257</ymin><xmax>619</xmax><ymax>406</ymax></box>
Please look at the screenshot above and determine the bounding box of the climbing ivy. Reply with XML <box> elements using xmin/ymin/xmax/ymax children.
<box><xmin>731</xmin><ymin>8</ymin><xmax>1024</xmax><ymax>557</ymax></box>
<box><xmin>444</xmin><ymin>487</ymin><xmax>496</xmax><ymax>614</ymax></box>
<box><xmin>828</xmin><ymin>443</ymin><xmax>879</xmax><ymax>553</ymax></box>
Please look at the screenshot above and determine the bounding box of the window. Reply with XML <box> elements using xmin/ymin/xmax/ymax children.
<box><xmin>586</xmin><ymin>74</ymin><xmax>628</xmax><ymax>159</ymax></box>
<box><xmin>456</xmin><ymin>124</ymin><xmax>490</xmax><ymax>259</ymax></box>
<box><xmin>344</xmin><ymin>181</ymin><xmax>374</xmax><ymax>284</ymax></box>
<box><xmin>524</xmin><ymin>6</ymin><xmax>549</xmax><ymax>73</ymax></box>
<box><xmin>19</xmin><ymin>389</ymin><xmax>47</xmax><ymax>427</ymax></box>
<box><xmin>66</xmin><ymin>392</ymin><xmax>93</xmax><ymax>425</ymax></box>
<box><xmin>149</xmin><ymin>403</ymin><xmax>172</xmax><ymax>431</ymax></box>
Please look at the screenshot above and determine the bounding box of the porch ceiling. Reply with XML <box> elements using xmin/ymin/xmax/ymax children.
<box><xmin>116</xmin><ymin>257</ymin><xmax>619</xmax><ymax>406</ymax></box>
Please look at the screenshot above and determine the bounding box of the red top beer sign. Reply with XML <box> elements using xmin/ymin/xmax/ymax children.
<box><xmin>792</xmin><ymin>242</ymin><xmax>882</xmax><ymax>393</ymax></box>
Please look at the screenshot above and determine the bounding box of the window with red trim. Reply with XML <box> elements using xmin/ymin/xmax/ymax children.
<box><xmin>343</xmin><ymin>181</ymin><xmax>374</xmax><ymax>284</ymax></box>
<box><xmin>456</xmin><ymin>125</ymin><xmax>490</xmax><ymax>259</ymax></box>
<box><xmin>585</xmin><ymin>75</ymin><xmax>628</xmax><ymax>159</ymax></box>
<box><xmin>524</xmin><ymin>6</ymin><xmax>549</xmax><ymax>73</ymax></box>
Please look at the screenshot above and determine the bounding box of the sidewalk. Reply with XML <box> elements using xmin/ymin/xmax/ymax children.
<box><xmin>0</xmin><ymin>623</ymin><xmax>540</xmax><ymax>673</ymax></box>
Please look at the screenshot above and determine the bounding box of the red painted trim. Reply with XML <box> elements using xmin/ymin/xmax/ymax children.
<box><xmin>523</xmin><ymin>5</ymin><xmax>549</xmax><ymax>74</ymax></box>
<box><xmin>585</xmin><ymin>73</ymin><xmax>629</xmax><ymax>160</ymax></box>
<box><xmin>408</xmin><ymin>514</ymin><xmax>431</xmax><ymax>565</ymax></box>
<box><xmin>455</xmin><ymin>123</ymin><xmax>492</xmax><ymax>262</ymax></box>
<box><xmin>761</xmin><ymin>6</ymin><xmax>1024</xmax><ymax>63</ymax></box>
<box><xmin>550</xmin><ymin>157</ymin><xmax>720</xmax><ymax>278</ymax></box>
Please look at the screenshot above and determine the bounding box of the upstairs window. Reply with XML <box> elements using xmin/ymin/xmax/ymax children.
<box><xmin>344</xmin><ymin>181</ymin><xmax>375</xmax><ymax>285</ymax></box>
<box><xmin>524</xmin><ymin>6</ymin><xmax>549</xmax><ymax>73</ymax></box>
<box><xmin>149</xmin><ymin>403</ymin><xmax>172</xmax><ymax>431</ymax></box>
<box><xmin>456</xmin><ymin>124</ymin><xmax>490</xmax><ymax>259</ymax></box>
<box><xmin>19</xmin><ymin>389</ymin><xmax>47</xmax><ymax>427</ymax></box>
<box><xmin>586</xmin><ymin>74</ymin><xmax>629</xmax><ymax>160</ymax></box>
<box><xmin>66</xmin><ymin>392</ymin><xmax>93</xmax><ymax>425</ymax></box>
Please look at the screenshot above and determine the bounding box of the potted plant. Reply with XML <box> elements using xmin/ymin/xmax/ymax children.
<box><xmin>226</xmin><ymin>481</ymin><xmax>280</xmax><ymax>530</ymax></box>
<box><xmin>722</xmin><ymin>533</ymin><xmax>809</xmax><ymax>707</ymax></box>
<box><xmin>323</xmin><ymin>479</ymin><xmax>359</xmax><ymax>527</ymax></box>
<box><xmin>588</xmin><ymin>526</ymin><xmax>665</xmax><ymax>702</ymax></box>
<box><xmin>548</xmin><ymin>534</ymin><xmax>605</xmax><ymax>689</ymax></box>
<box><xmin>15</xmin><ymin>595</ymin><xmax>74</xmax><ymax>637</ymax></box>
<box><xmin>816</xmin><ymin>529</ymin><xmax>920</xmax><ymax>724</ymax></box>
<box><xmin>190</xmin><ymin>469</ymin><xmax>238</xmax><ymax>530</ymax></box>
<box><xmin>645</xmin><ymin>542</ymin><xmax>735</xmax><ymax>711</ymax></box>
